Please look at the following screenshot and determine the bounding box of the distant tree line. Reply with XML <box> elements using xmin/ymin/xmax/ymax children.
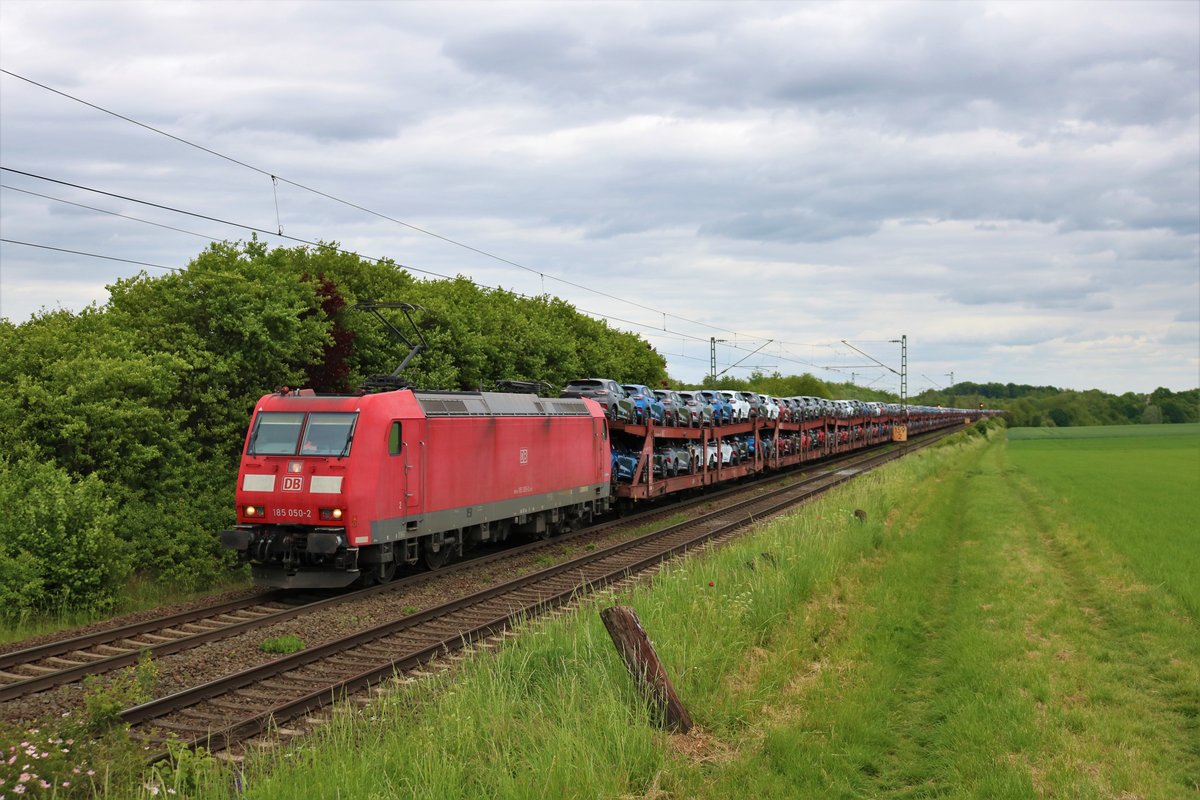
<box><xmin>693</xmin><ymin>373</ymin><xmax>1198</xmax><ymax>429</ymax></box>
<box><xmin>910</xmin><ymin>383</ymin><xmax>1199</xmax><ymax>428</ymax></box>
<box><xmin>0</xmin><ymin>239</ymin><xmax>666</xmax><ymax>621</ymax></box>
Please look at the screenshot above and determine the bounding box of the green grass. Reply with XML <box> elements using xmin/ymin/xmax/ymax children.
<box><xmin>676</xmin><ymin>429</ymin><xmax>1199</xmax><ymax>798</ymax></box>
<box><xmin>259</xmin><ymin>635</ymin><xmax>305</xmax><ymax>655</ymax></box>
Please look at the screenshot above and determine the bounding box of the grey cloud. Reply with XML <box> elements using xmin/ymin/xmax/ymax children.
<box><xmin>699</xmin><ymin>209</ymin><xmax>882</xmax><ymax>243</ymax></box>
<box><xmin>442</xmin><ymin>27</ymin><xmax>591</xmax><ymax>97</ymax></box>
<box><xmin>944</xmin><ymin>277</ymin><xmax>1112</xmax><ymax>310</ymax></box>
<box><xmin>2</xmin><ymin>0</ymin><xmax>1197</xmax><ymax>393</ymax></box>
<box><xmin>1160</xmin><ymin>324</ymin><xmax>1200</xmax><ymax>346</ymax></box>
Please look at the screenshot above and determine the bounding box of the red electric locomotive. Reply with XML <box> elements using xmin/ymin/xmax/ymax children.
<box><xmin>220</xmin><ymin>388</ymin><xmax>612</xmax><ymax>589</ymax></box>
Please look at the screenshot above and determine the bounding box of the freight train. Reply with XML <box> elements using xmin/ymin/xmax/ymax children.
<box><xmin>220</xmin><ymin>382</ymin><xmax>984</xmax><ymax>589</ymax></box>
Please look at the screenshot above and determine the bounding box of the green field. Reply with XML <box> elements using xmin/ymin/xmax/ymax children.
<box><xmin>1007</xmin><ymin>422</ymin><xmax>1200</xmax><ymax>440</ymax></box>
<box><xmin>1006</xmin><ymin>423</ymin><xmax>1200</xmax><ymax>618</ymax></box>
<box><xmin>9</xmin><ymin>425</ymin><xmax>1198</xmax><ymax>798</ymax></box>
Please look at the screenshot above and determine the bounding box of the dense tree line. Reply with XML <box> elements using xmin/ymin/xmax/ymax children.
<box><xmin>0</xmin><ymin>240</ymin><xmax>666</xmax><ymax>620</ymax></box>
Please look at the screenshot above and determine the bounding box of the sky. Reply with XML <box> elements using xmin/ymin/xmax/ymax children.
<box><xmin>1</xmin><ymin>0</ymin><xmax>1197</xmax><ymax>395</ymax></box>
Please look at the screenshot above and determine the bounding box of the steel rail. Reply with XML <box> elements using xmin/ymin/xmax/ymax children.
<box><xmin>0</xmin><ymin>430</ymin><xmax>910</xmax><ymax>704</ymax></box>
<box><xmin>0</xmin><ymin>422</ymin><xmax>956</xmax><ymax>714</ymax></box>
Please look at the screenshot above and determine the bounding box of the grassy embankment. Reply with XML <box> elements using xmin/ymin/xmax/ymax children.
<box><xmin>25</xmin><ymin>423</ymin><xmax>1195</xmax><ymax>798</ymax></box>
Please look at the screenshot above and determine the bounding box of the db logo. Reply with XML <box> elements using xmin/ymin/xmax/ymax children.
<box><xmin>282</xmin><ymin>476</ymin><xmax>304</xmax><ymax>492</ymax></box>
<box><xmin>519</xmin><ymin>448</ymin><xmax>529</xmax><ymax>465</ymax></box>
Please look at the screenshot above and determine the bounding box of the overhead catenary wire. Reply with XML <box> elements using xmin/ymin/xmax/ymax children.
<box><xmin>1</xmin><ymin>183</ymin><xmax>232</xmax><ymax>243</ymax></box>
<box><xmin>1</xmin><ymin>238</ymin><xmax>179</xmax><ymax>272</ymax></box>
<box><xmin>1</xmin><ymin>168</ymin><xmax>815</xmax><ymax>375</ymax></box>
<box><xmin>1</xmin><ymin>71</ymin><xmax>865</xmax><ymax>378</ymax></box>
<box><xmin>0</xmin><ymin>68</ymin><xmax>753</xmax><ymax>340</ymax></box>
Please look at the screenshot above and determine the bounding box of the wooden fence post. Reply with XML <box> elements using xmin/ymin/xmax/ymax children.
<box><xmin>600</xmin><ymin>605</ymin><xmax>693</xmax><ymax>733</ymax></box>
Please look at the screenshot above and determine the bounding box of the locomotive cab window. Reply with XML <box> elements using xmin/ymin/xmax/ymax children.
<box><xmin>388</xmin><ymin>421</ymin><xmax>403</xmax><ymax>455</ymax></box>
<box><xmin>300</xmin><ymin>412</ymin><xmax>358</xmax><ymax>456</ymax></box>
<box><xmin>247</xmin><ymin>412</ymin><xmax>305</xmax><ymax>455</ymax></box>
<box><xmin>248</xmin><ymin>411</ymin><xmax>359</xmax><ymax>456</ymax></box>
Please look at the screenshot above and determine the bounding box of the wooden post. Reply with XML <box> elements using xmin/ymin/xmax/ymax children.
<box><xmin>600</xmin><ymin>605</ymin><xmax>693</xmax><ymax>733</ymax></box>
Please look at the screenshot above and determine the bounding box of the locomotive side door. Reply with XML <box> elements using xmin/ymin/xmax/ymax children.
<box><xmin>381</xmin><ymin>420</ymin><xmax>406</xmax><ymax>522</ymax></box>
<box><xmin>400</xmin><ymin>418</ymin><xmax>424</xmax><ymax>513</ymax></box>
<box><xmin>382</xmin><ymin>419</ymin><xmax>420</xmax><ymax>518</ymax></box>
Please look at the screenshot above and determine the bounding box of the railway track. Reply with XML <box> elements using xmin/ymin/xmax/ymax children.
<box><xmin>118</xmin><ymin>430</ymin><xmax>948</xmax><ymax>761</ymax></box>
<box><xmin>0</xmin><ymin>433</ymin><xmax>923</xmax><ymax>708</ymax></box>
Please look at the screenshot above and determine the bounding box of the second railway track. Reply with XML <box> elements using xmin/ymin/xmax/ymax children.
<box><xmin>0</xmin><ymin>428</ymin><xmax>951</xmax><ymax>744</ymax></box>
<box><xmin>120</xmin><ymin>430</ymin><xmax>947</xmax><ymax>760</ymax></box>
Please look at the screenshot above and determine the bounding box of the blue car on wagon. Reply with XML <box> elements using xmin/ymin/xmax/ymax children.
<box><xmin>621</xmin><ymin>384</ymin><xmax>666</xmax><ymax>425</ymax></box>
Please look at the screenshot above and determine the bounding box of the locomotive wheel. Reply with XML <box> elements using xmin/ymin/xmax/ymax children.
<box><xmin>421</xmin><ymin>539</ymin><xmax>449</xmax><ymax>570</ymax></box>
<box><xmin>358</xmin><ymin>559</ymin><xmax>397</xmax><ymax>586</ymax></box>
<box><xmin>374</xmin><ymin>561</ymin><xmax>398</xmax><ymax>584</ymax></box>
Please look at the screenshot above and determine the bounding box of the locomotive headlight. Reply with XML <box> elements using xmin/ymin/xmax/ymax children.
<box><xmin>332</xmin><ymin>508</ymin><xmax>343</xmax><ymax>520</ymax></box>
<box><xmin>244</xmin><ymin>505</ymin><xmax>264</xmax><ymax>518</ymax></box>
<box><xmin>319</xmin><ymin>507</ymin><xmax>344</xmax><ymax>521</ymax></box>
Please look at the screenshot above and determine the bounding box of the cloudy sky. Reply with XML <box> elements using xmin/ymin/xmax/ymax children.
<box><xmin>1</xmin><ymin>1</ymin><xmax>1197</xmax><ymax>394</ymax></box>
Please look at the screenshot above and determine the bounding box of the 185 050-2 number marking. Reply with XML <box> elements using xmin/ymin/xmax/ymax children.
<box><xmin>271</xmin><ymin>508</ymin><xmax>312</xmax><ymax>519</ymax></box>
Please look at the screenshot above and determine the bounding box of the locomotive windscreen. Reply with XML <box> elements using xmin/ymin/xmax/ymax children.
<box><xmin>248</xmin><ymin>411</ymin><xmax>359</xmax><ymax>456</ymax></box>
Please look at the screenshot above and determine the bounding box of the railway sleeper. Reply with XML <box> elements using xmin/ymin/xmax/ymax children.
<box><xmin>147</xmin><ymin>719</ymin><xmax>210</xmax><ymax>734</ymax></box>
<box><xmin>136</xmin><ymin>633</ymin><xmax>177</xmax><ymax>643</ymax></box>
<box><xmin>413</xmin><ymin>621</ymin><xmax>477</xmax><ymax>637</ymax></box>
<box><xmin>16</xmin><ymin>664</ymin><xmax>58</xmax><ymax>674</ymax></box>
<box><xmin>271</xmin><ymin>675</ymin><xmax>335</xmax><ymax>688</ymax></box>
<box><xmin>315</xmin><ymin>655</ymin><xmax>376</xmax><ymax>670</ymax></box>
<box><xmin>203</xmin><ymin>697</ymin><xmax>266</xmax><ymax>714</ymax></box>
<box><xmin>93</xmin><ymin>644</ymin><xmax>133</xmax><ymax>656</ymax></box>
<box><xmin>157</xmin><ymin>629</ymin><xmax>194</xmax><ymax>639</ymax></box>
<box><xmin>45</xmin><ymin>656</ymin><xmax>86</xmax><ymax>668</ymax></box>
<box><xmin>232</xmin><ymin>609</ymin><xmax>269</xmax><ymax>619</ymax></box>
<box><xmin>177</xmin><ymin>708</ymin><xmax>236</xmax><ymax>724</ymax></box>
<box><xmin>351</xmin><ymin>644</ymin><xmax>405</xmax><ymax>659</ymax></box>
<box><xmin>375</xmin><ymin>633</ymin><xmax>430</xmax><ymax>647</ymax></box>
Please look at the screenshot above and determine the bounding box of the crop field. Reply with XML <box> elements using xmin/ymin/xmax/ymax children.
<box><xmin>1006</xmin><ymin>423</ymin><xmax>1200</xmax><ymax>619</ymax></box>
<box><xmin>93</xmin><ymin>425</ymin><xmax>1197</xmax><ymax>799</ymax></box>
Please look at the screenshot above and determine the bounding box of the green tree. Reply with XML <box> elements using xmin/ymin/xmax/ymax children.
<box><xmin>0</xmin><ymin>456</ymin><xmax>127</xmax><ymax>620</ymax></box>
